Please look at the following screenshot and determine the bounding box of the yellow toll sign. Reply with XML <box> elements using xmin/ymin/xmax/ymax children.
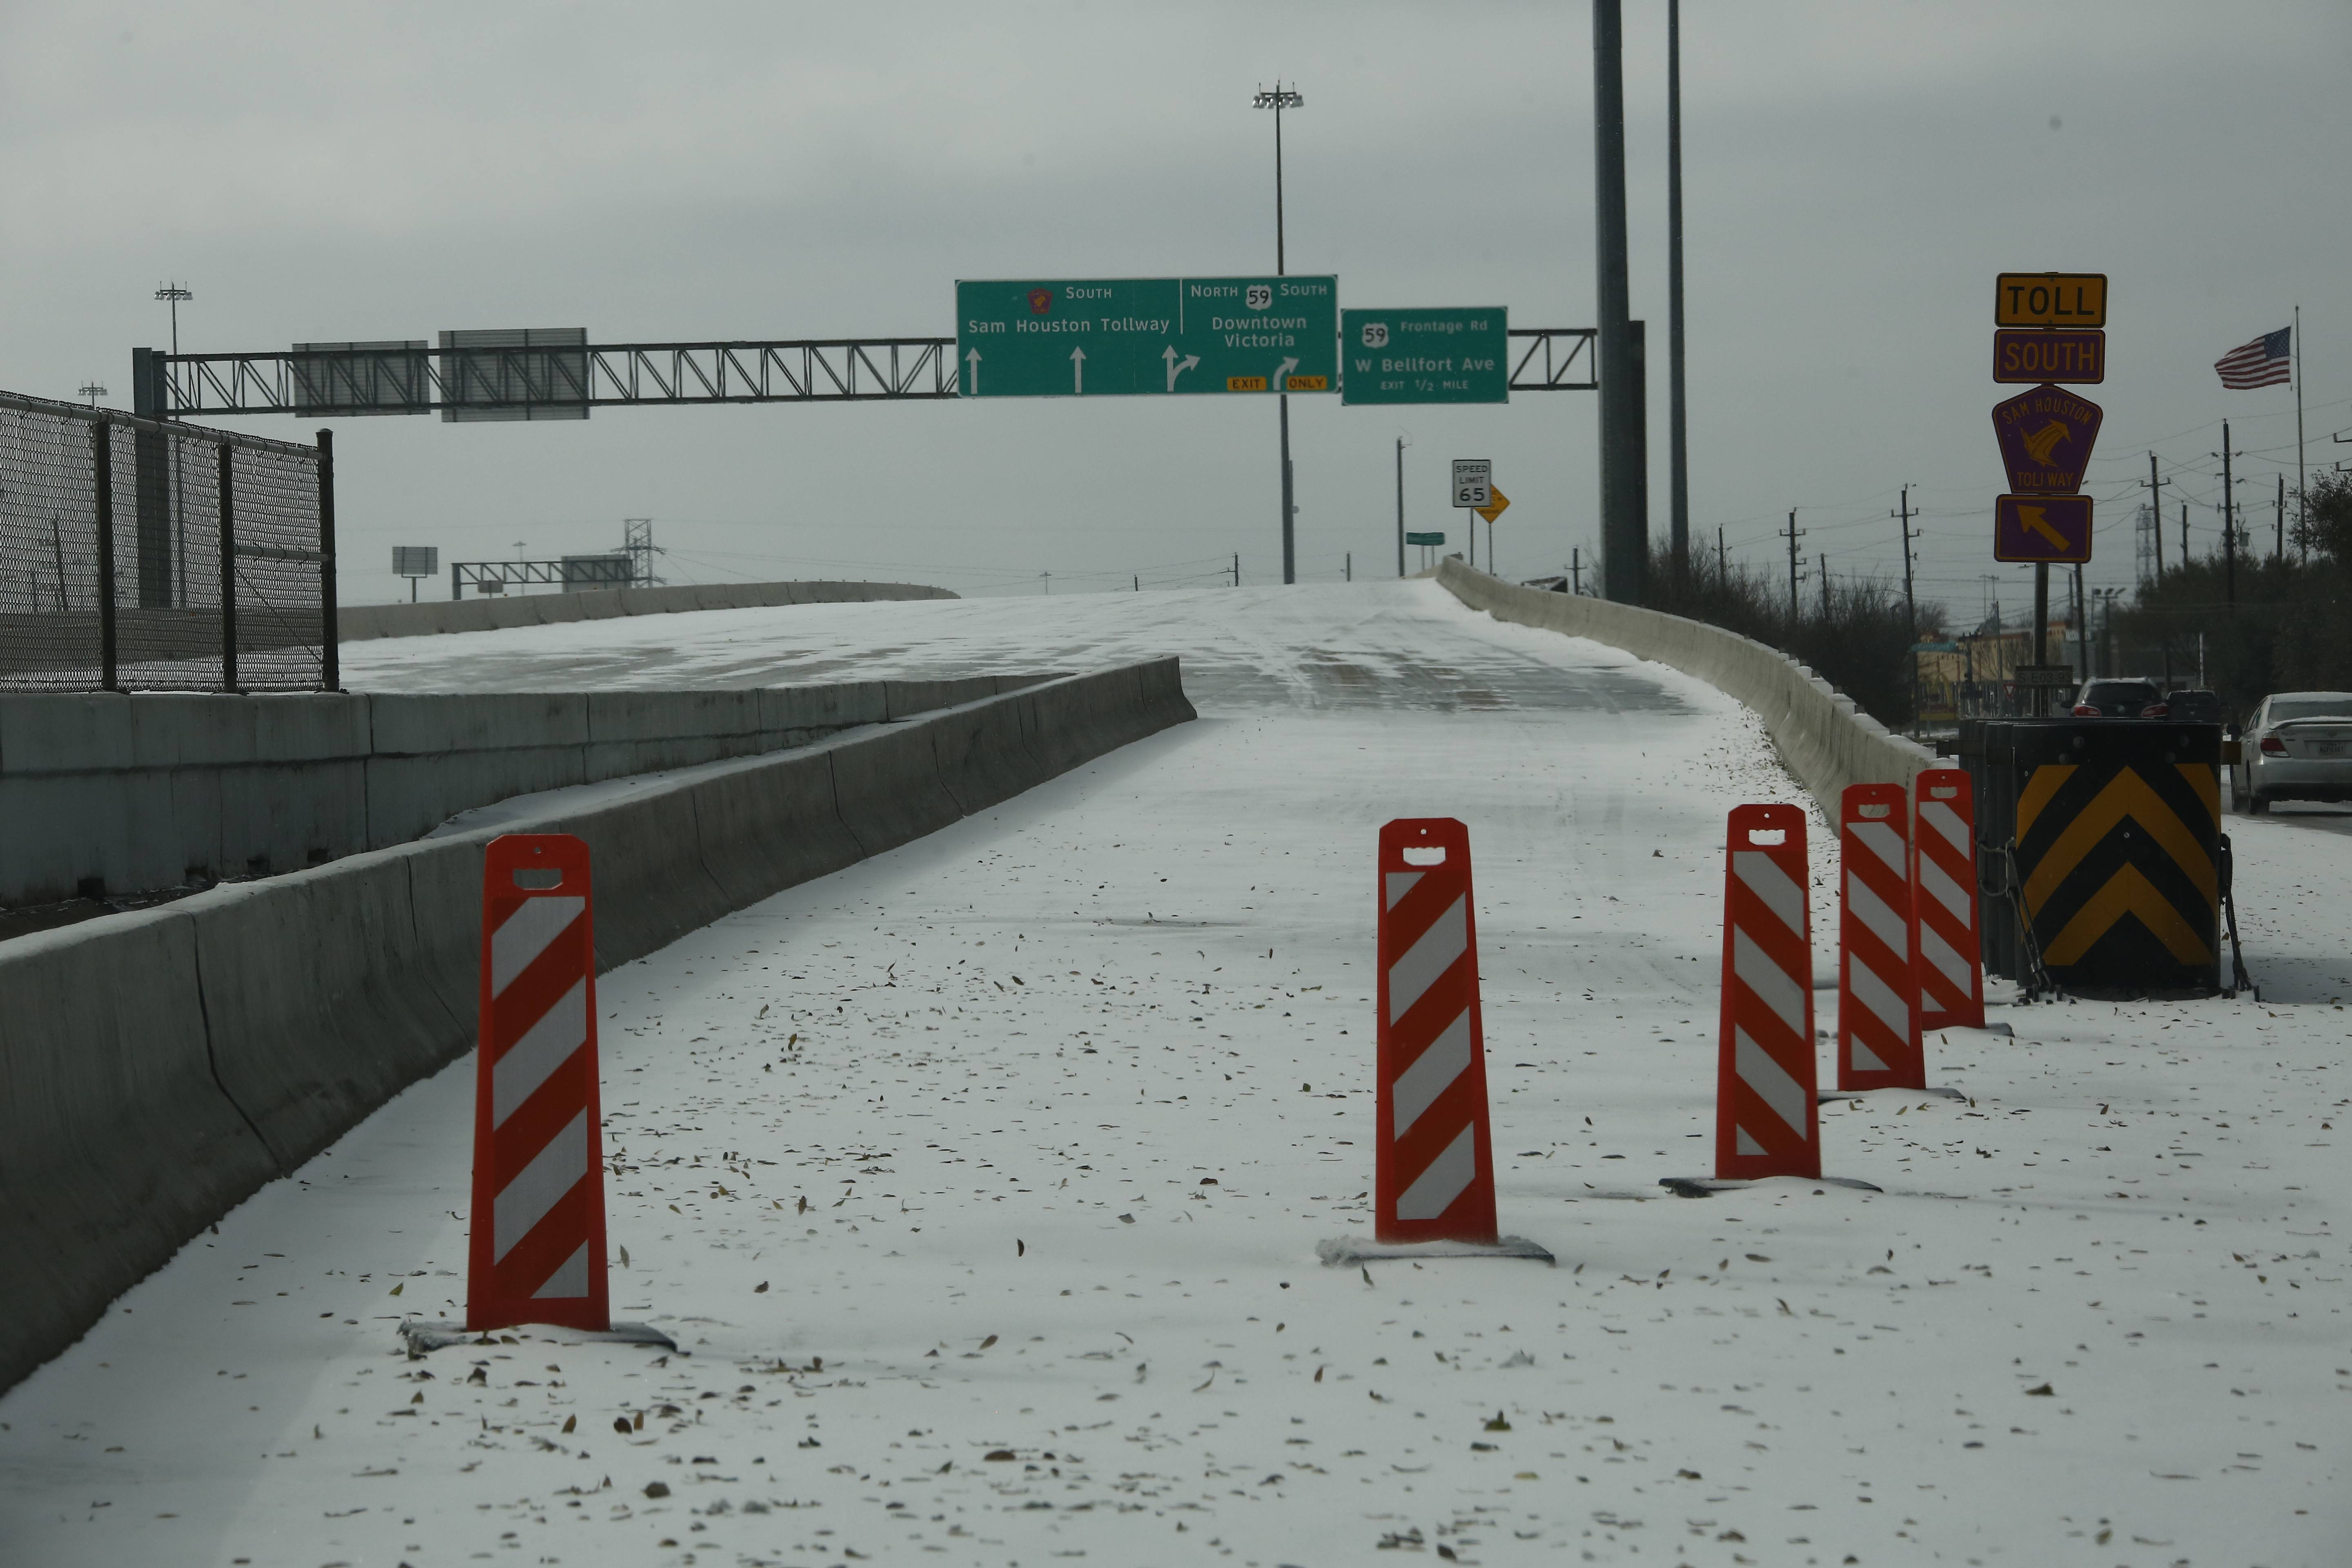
<box><xmin>1994</xmin><ymin>273</ymin><xmax>2107</xmax><ymax>328</ymax></box>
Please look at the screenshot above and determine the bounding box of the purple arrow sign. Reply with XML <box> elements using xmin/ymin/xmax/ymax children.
<box><xmin>1991</xmin><ymin>384</ymin><xmax>2103</xmax><ymax>495</ymax></box>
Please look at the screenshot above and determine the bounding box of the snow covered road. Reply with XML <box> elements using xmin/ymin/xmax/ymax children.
<box><xmin>3</xmin><ymin>584</ymin><xmax>2345</xmax><ymax>1568</ymax></box>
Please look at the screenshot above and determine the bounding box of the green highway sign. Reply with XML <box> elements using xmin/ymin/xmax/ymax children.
<box><xmin>1339</xmin><ymin>307</ymin><xmax>1508</xmax><ymax>405</ymax></box>
<box><xmin>956</xmin><ymin>276</ymin><xmax>1337</xmax><ymax>398</ymax></box>
<box><xmin>1405</xmin><ymin>531</ymin><xmax>1446</xmax><ymax>547</ymax></box>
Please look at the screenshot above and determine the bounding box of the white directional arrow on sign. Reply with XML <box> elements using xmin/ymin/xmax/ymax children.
<box><xmin>964</xmin><ymin>348</ymin><xmax>980</xmax><ymax>396</ymax></box>
<box><xmin>1070</xmin><ymin>346</ymin><xmax>1086</xmax><ymax>395</ymax></box>
<box><xmin>1274</xmin><ymin>355</ymin><xmax>1299</xmax><ymax>390</ymax></box>
<box><xmin>1163</xmin><ymin>345</ymin><xmax>1200</xmax><ymax>393</ymax></box>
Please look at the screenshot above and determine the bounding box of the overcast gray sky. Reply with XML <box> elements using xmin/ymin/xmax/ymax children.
<box><xmin>5</xmin><ymin>1</ymin><xmax>2347</xmax><ymax>617</ymax></box>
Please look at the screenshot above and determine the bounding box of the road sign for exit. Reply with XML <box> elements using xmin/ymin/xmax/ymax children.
<box><xmin>1451</xmin><ymin>459</ymin><xmax>1492</xmax><ymax>508</ymax></box>
<box><xmin>1339</xmin><ymin>307</ymin><xmax>1508</xmax><ymax>404</ymax></box>
<box><xmin>955</xmin><ymin>276</ymin><xmax>1337</xmax><ymax>398</ymax></box>
<box><xmin>1405</xmin><ymin>531</ymin><xmax>1446</xmax><ymax>547</ymax></box>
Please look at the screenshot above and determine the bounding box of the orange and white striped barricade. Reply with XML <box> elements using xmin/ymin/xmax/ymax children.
<box><xmin>1835</xmin><ymin>783</ymin><xmax>1923</xmax><ymax>1091</ymax></box>
<box><xmin>1712</xmin><ymin>803</ymin><xmax>1821</xmax><ymax>1180</ymax></box>
<box><xmin>467</xmin><ymin>833</ymin><xmax>610</xmax><ymax>1333</ymax></box>
<box><xmin>1373</xmin><ymin>818</ymin><xmax>1499</xmax><ymax>1244</ymax></box>
<box><xmin>1321</xmin><ymin>819</ymin><xmax>1550</xmax><ymax>1267</ymax></box>
<box><xmin>1911</xmin><ymin>768</ymin><xmax>1985</xmax><ymax>1032</ymax></box>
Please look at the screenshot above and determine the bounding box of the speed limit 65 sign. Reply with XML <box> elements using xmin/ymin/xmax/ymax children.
<box><xmin>1451</xmin><ymin>459</ymin><xmax>1492</xmax><ymax>509</ymax></box>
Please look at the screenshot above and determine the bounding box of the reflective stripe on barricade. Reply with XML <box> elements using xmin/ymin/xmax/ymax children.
<box><xmin>468</xmin><ymin>833</ymin><xmax>610</xmax><ymax>1333</ymax></box>
<box><xmin>1715</xmin><ymin>803</ymin><xmax>1820</xmax><ymax>1180</ymax></box>
<box><xmin>1374</xmin><ymin>818</ymin><xmax>1499</xmax><ymax>1245</ymax></box>
<box><xmin>1838</xmin><ymin>783</ymin><xmax>1922</xmax><ymax>1091</ymax></box>
<box><xmin>1911</xmin><ymin>768</ymin><xmax>1985</xmax><ymax>1031</ymax></box>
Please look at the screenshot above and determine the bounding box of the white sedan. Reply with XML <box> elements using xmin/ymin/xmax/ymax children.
<box><xmin>2234</xmin><ymin>691</ymin><xmax>2352</xmax><ymax>813</ymax></box>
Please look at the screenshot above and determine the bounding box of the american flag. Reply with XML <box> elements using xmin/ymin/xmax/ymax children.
<box><xmin>2214</xmin><ymin>327</ymin><xmax>2292</xmax><ymax>389</ymax></box>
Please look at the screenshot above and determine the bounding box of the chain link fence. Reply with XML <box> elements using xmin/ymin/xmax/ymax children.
<box><xmin>0</xmin><ymin>390</ymin><xmax>335</xmax><ymax>691</ymax></box>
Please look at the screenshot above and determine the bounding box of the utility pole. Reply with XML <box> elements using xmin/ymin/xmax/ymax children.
<box><xmin>2215</xmin><ymin>420</ymin><xmax>2238</xmax><ymax>607</ymax></box>
<box><xmin>1232</xmin><ymin>552</ymin><xmax>1241</xmax><ymax>588</ymax></box>
<box><xmin>1818</xmin><ymin>553</ymin><xmax>1830</xmax><ymax>621</ymax></box>
<box><xmin>1893</xmin><ymin>485</ymin><xmax>1918</xmax><ymax>641</ymax></box>
<box><xmin>2295</xmin><ymin>303</ymin><xmax>2306</xmax><ymax>560</ymax></box>
<box><xmin>1665</xmin><ymin>0</ymin><xmax>1689</xmax><ymax>581</ymax></box>
<box><xmin>2141</xmin><ymin>452</ymin><xmax>2169</xmax><ymax>581</ymax></box>
<box><xmin>1783</xmin><ymin>509</ymin><xmax>1805</xmax><ymax>622</ymax></box>
<box><xmin>1591</xmin><ymin>0</ymin><xmax>1647</xmax><ymax>604</ymax></box>
<box><xmin>1895</xmin><ymin>486</ymin><xmax>1919</xmax><ymax>730</ymax></box>
<box><xmin>2180</xmin><ymin>503</ymin><xmax>2189</xmax><ymax>573</ymax></box>
<box><xmin>1716</xmin><ymin>526</ymin><xmax>1726</xmax><ymax>579</ymax></box>
<box><xmin>1570</xmin><ymin>548</ymin><xmax>1582</xmax><ymax>595</ymax></box>
<box><xmin>1254</xmin><ymin>83</ymin><xmax>1305</xmax><ymax>586</ymax></box>
<box><xmin>2276</xmin><ymin>472</ymin><xmax>2286</xmax><ymax>558</ymax></box>
<box><xmin>1393</xmin><ymin>434</ymin><xmax>1408</xmax><ymax>577</ymax></box>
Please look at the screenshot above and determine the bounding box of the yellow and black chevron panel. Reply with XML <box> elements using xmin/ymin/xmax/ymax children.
<box><xmin>2014</xmin><ymin>737</ymin><xmax>2220</xmax><ymax>993</ymax></box>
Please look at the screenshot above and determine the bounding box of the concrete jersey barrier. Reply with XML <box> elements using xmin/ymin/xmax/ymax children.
<box><xmin>0</xmin><ymin>676</ymin><xmax>1043</xmax><ymax>909</ymax></box>
<box><xmin>0</xmin><ymin>658</ymin><xmax>1196</xmax><ymax>1392</ymax></box>
<box><xmin>1436</xmin><ymin>559</ymin><xmax>1942</xmax><ymax>806</ymax></box>
<box><xmin>336</xmin><ymin>579</ymin><xmax>956</xmax><ymax>642</ymax></box>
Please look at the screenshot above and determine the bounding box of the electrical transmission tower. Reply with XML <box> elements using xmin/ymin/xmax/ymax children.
<box><xmin>2134</xmin><ymin>503</ymin><xmax>2156</xmax><ymax>588</ymax></box>
<box><xmin>624</xmin><ymin>518</ymin><xmax>662</xmax><ymax>588</ymax></box>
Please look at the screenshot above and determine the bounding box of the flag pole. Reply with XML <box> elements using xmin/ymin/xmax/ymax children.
<box><xmin>2294</xmin><ymin>303</ymin><xmax>2306</xmax><ymax>561</ymax></box>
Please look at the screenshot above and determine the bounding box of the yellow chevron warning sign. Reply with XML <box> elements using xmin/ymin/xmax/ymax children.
<box><xmin>2016</xmin><ymin>758</ymin><xmax>2218</xmax><ymax>989</ymax></box>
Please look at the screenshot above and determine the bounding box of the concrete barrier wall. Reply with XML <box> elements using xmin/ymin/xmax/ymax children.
<box><xmin>338</xmin><ymin>579</ymin><xmax>956</xmax><ymax>642</ymax></box>
<box><xmin>1437</xmin><ymin>559</ymin><xmax>1942</xmax><ymax>806</ymax></box>
<box><xmin>0</xmin><ymin>677</ymin><xmax>1052</xmax><ymax>908</ymax></box>
<box><xmin>0</xmin><ymin>658</ymin><xmax>1195</xmax><ymax>1391</ymax></box>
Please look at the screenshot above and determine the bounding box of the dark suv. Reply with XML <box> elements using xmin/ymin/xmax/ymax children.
<box><xmin>2071</xmin><ymin>679</ymin><xmax>2165</xmax><ymax>718</ymax></box>
<box><xmin>2163</xmin><ymin>689</ymin><xmax>2222</xmax><ymax>725</ymax></box>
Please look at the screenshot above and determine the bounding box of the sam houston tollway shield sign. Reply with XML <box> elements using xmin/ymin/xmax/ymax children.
<box><xmin>1991</xmin><ymin>384</ymin><xmax>2103</xmax><ymax>494</ymax></box>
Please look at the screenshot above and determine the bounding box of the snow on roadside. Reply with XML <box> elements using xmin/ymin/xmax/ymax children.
<box><xmin>2</xmin><ymin>584</ymin><xmax>2343</xmax><ymax>1567</ymax></box>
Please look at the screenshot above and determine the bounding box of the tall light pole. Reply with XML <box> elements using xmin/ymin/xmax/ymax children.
<box><xmin>1666</xmin><ymin>0</ymin><xmax>1689</xmax><ymax>581</ymax></box>
<box><xmin>156</xmin><ymin>283</ymin><xmax>194</xmax><ymax>607</ymax></box>
<box><xmin>1254</xmin><ymin>82</ymin><xmax>1304</xmax><ymax>586</ymax></box>
<box><xmin>1591</xmin><ymin>2</ymin><xmax>1647</xmax><ymax>604</ymax></box>
<box><xmin>78</xmin><ymin>382</ymin><xmax>107</xmax><ymax>408</ymax></box>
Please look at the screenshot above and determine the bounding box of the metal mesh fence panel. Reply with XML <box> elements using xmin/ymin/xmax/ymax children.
<box><xmin>0</xmin><ymin>390</ymin><xmax>327</xmax><ymax>691</ymax></box>
<box><xmin>0</xmin><ymin>401</ymin><xmax>105</xmax><ymax>685</ymax></box>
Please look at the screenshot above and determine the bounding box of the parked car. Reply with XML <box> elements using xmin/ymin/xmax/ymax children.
<box><xmin>2233</xmin><ymin>691</ymin><xmax>2352</xmax><ymax>813</ymax></box>
<box><xmin>2070</xmin><ymin>679</ymin><xmax>2166</xmax><ymax>718</ymax></box>
<box><xmin>2163</xmin><ymin>688</ymin><xmax>2223</xmax><ymax>725</ymax></box>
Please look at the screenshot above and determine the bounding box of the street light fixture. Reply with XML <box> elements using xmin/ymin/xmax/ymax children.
<box><xmin>78</xmin><ymin>383</ymin><xmax>107</xmax><ymax>408</ymax></box>
<box><xmin>1253</xmin><ymin>83</ymin><xmax>1303</xmax><ymax>586</ymax></box>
